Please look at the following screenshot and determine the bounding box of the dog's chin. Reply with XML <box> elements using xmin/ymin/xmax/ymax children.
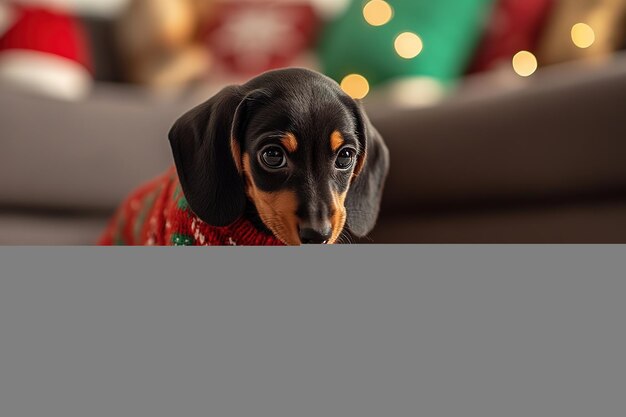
<box><xmin>260</xmin><ymin>215</ymin><xmax>346</xmax><ymax>246</ymax></box>
<box><xmin>243</xmin><ymin>201</ymin><xmax>299</xmax><ymax>245</ymax></box>
<box><xmin>263</xmin><ymin>215</ymin><xmax>348</xmax><ymax>246</ymax></box>
<box><xmin>328</xmin><ymin>208</ymin><xmax>347</xmax><ymax>245</ymax></box>
<box><xmin>276</xmin><ymin>233</ymin><xmax>301</xmax><ymax>246</ymax></box>
<box><xmin>261</xmin><ymin>218</ymin><xmax>301</xmax><ymax>246</ymax></box>
<box><xmin>244</xmin><ymin>199</ymin><xmax>346</xmax><ymax>246</ymax></box>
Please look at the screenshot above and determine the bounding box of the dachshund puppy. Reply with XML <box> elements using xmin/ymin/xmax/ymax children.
<box><xmin>99</xmin><ymin>68</ymin><xmax>390</xmax><ymax>246</ymax></box>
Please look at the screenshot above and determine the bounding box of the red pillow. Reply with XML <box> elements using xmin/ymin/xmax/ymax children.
<box><xmin>201</xmin><ymin>0</ymin><xmax>319</xmax><ymax>77</ymax></box>
<box><xmin>468</xmin><ymin>0</ymin><xmax>555</xmax><ymax>74</ymax></box>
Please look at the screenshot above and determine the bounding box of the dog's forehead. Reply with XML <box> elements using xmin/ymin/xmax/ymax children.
<box><xmin>239</xmin><ymin>69</ymin><xmax>357</xmax><ymax>150</ymax></box>
<box><xmin>245</xmin><ymin>69</ymin><xmax>346</xmax><ymax>113</ymax></box>
<box><xmin>245</xmin><ymin>95</ymin><xmax>353</xmax><ymax>145</ymax></box>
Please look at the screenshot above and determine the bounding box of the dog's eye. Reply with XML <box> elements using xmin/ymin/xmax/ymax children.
<box><xmin>260</xmin><ymin>146</ymin><xmax>287</xmax><ymax>169</ymax></box>
<box><xmin>335</xmin><ymin>147</ymin><xmax>356</xmax><ymax>170</ymax></box>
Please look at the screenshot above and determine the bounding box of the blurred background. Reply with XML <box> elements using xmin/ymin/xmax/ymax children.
<box><xmin>1</xmin><ymin>0</ymin><xmax>626</xmax><ymax>244</ymax></box>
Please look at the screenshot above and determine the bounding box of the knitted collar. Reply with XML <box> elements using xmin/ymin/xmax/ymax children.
<box><xmin>191</xmin><ymin>215</ymin><xmax>285</xmax><ymax>246</ymax></box>
<box><xmin>168</xmin><ymin>191</ymin><xmax>284</xmax><ymax>246</ymax></box>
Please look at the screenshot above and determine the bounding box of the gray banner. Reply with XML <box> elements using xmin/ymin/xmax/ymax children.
<box><xmin>1</xmin><ymin>246</ymin><xmax>625</xmax><ymax>417</ymax></box>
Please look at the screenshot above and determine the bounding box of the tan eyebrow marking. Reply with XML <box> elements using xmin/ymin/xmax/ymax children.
<box><xmin>280</xmin><ymin>133</ymin><xmax>298</xmax><ymax>153</ymax></box>
<box><xmin>330</xmin><ymin>130</ymin><xmax>345</xmax><ymax>152</ymax></box>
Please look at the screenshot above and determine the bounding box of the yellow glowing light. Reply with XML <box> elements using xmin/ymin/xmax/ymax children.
<box><xmin>512</xmin><ymin>51</ymin><xmax>538</xmax><ymax>77</ymax></box>
<box><xmin>340</xmin><ymin>74</ymin><xmax>370</xmax><ymax>99</ymax></box>
<box><xmin>394</xmin><ymin>32</ymin><xmax>423</xmax><ymax>59</ymax></box>
<box><xmin>571</xmin><ymin>23</ymin><xmax>595</xmax><ymax>49</ymax></box>
<box><xmin>363</xmin><ymin>0</ymin><xmax>393</xmax><ymax>27</ymax></box>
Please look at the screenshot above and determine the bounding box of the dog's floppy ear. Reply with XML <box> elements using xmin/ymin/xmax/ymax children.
<box><xmin>343</xmin><ymin>98</ymin><xmax>390</xmax><ymax>237</ymax></box>
<box><xmin>168</xmin><ymin>85</ymin><xmax>264</xmax><ymax>226</ymax></box>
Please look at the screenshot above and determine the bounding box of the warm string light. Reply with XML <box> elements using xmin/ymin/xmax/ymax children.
<box><xmin>363</xmin><ymin>0</ymin><xmax>393</xmax><ymax>27</ymax></box>
<box><xmin>394</xmin><ymin>32</ymin><xmax>423</xmax><ymax>59</ymax></box>
<box><xmin>512</xmin><ymin>51</ymin><xmax>538</xmax><ymax>77</ymax></box>
<box><xmin>571</xmin><ymin>23</ymin><xmax>595</xmax><ymax>49</ymax></box>
<box><xmin>341</xmin><ymin>74</ymin><xmax>370</xmax><ymax>99</ymax></box>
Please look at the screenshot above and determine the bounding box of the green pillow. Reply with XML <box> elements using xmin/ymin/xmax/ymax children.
<box><xmin>318</xmin><ymin>0</ymin><xmax>495</xmax><ymax>88</ymax></box>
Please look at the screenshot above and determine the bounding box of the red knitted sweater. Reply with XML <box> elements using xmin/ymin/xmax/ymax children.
<box><xmin>98</xmin><ymin>166</ymin><xmax>284</xmax><ymax>246</ymax></box>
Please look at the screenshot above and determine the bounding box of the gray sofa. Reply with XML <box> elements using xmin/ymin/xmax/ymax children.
<box><xmin>2</xmin><ymin>54</ymin><xmax>626</xmax><ymax>244</ymax></box>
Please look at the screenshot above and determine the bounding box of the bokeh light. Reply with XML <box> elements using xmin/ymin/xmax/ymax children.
<box><xmin>394</xmin><ymin>32</ymin><xmax>423</xmax><ymax>59</ymax></box>
<box><xmin>363</xmin><ymin>0</ymin><xmax>393</xmax><ymax>27</ymax></box>
<box><xmin>340</xmin><ymin>74</ymin><xmax>370</xmax><ymax>99</ymax></box>
<box><xmin>571</xmin><ymin>23</ymin><xmax>595</xmax><ymax>49</ymax></box>
<box><xmin>512</xmin><ymin>51</ymin><xmax>538</xmax><ymax>77</ymax></box>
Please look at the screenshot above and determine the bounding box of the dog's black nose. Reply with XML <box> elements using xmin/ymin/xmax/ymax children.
<box><xmin>299</xmin><ymin>227</ymin><xmax>332</xmax><ymax>244</ymax></box>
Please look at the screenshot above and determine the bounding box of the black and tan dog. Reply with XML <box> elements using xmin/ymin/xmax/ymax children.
<box><xmin>100</xmin><ymin>68</ymin><xmax>390</xmax><ymax>246</ymax></box>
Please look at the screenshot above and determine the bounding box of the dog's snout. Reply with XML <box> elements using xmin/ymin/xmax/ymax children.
<box><xmin>298</xmin><ymin>224</ymin><xmax>332</xmax><ymax>244</ymax></box>
<box><xmin>297</xmin><ymin>199</ymin><xmax>333</xmax><ymax>244</ymax></box>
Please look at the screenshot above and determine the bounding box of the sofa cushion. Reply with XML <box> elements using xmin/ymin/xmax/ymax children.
<box><xmin>371</xmin><ymin>54</ymin><xmax>626</xmax><ymax>214</ymax></box>
<box><xmin>0</xmin><ymin>83</ymin><xmax>204</xmax><ymax>210</ymax></box>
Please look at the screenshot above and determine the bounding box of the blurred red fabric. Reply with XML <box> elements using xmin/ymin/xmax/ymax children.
<box><xmin>468</xmin><ymin>0</ymin><xmax>554</xmax><ymax>73</ymax></box>
<box><xmin>0</xmin><ymin>4</ymin><xmax>92</xmax><ymax>72</ymax></box>
<box><xmin>201</xmin><ymin>0</ymin><xmax>319</xmax><ymax>76</ymax></box>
